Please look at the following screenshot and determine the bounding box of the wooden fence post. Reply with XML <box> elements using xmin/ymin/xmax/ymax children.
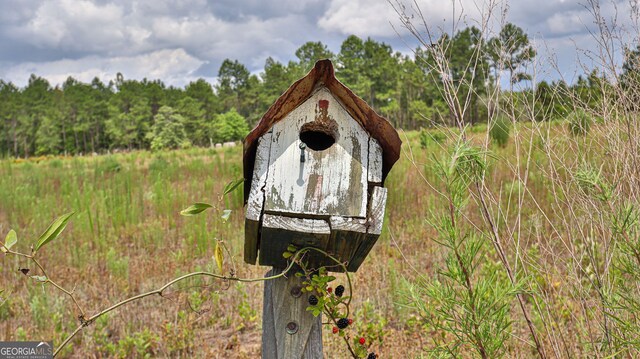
<box><xmin>262</xmin><ymin>268</ymin><xmax>323</xmax><ymax>359</ymax></box>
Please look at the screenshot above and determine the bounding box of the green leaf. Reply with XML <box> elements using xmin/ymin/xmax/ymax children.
<box><xmin>283</xmin><ymin>252</ymin><xmax>292</xmax><ymax>259</ymax></box>
<box><xmin>3</xmin><ymin>230</ymin><xmax>17</xmax><ymax>251</ymax></box>
<box><xmin>34</xmin><ymin>212</ymin><xmax>75</xmax><ymax>252</ymax></box>
<box><xmin>223</xmin><ymin>178</ymin><xmax>244</xmax><ymax>196</ymax></box>
<box><xmin>31</xmin><ymin>275</ymin><xmax>47</xmax><ymax>283</ymax></box>
<box><xmin>221</xmin><ymin>209</ymin><xmax>232</xmax><ymax>222</ymax></box>
<box><xmin>180</xmin><ymin>203</ymin><xmax>212</xmax><ymax>216</ymax></box>
<box><xmin>287</xmin><ymin>245</ymin><xmax>297</xmax><ymax>252</ymax></box>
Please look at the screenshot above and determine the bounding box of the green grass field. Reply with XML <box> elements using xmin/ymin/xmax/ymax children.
<box><xmin>1</xmin><ymin>120</ymin><xmax>639</xmax><ymax>358</ymax></box>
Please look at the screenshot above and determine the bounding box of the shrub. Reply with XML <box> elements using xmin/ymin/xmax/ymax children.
<box><xmin>490</xmin><ymin>116</ymin><xmax>511</xmax><ymax>147</ymax></box>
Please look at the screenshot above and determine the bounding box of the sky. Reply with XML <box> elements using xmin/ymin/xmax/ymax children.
<box><xmin>0</xmin><ymin>0</ymin><xmax>636</xmax><ymax>88</ymax></box>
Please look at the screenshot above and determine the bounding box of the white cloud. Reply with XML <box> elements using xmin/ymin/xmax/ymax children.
<box><xmin>11</xmin><ymin>0</ymin><xmax>126</xmax><ymax>50</ymax></box>
<box><xmin>318</xmin><ymin>0</ymin><xmax>487</xmax><ymax>37</ymax></box>
<box><xmin>0</xmin><ymin>49</ymin><xmax>206</xmax><ymax>87</ymax></box>
<box><xmin>318</xmin><ymin>0</ymin><xmax>395</xmax><ymax>36</ymax></box>
<box><xmin>546</xmin><ymin>11</ymin><xmax>588</xmax><ymax>37</ymax></box>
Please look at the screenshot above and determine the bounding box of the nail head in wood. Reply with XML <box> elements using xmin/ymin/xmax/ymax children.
<box><xmin>290</xmin><ymin>285</ymin><xmax>302</xmax><ymax>298</ymax></box>
<box><xmin>286</xmin><ymin>321</ymin><xmax>299</xmax><ymax>335</ymax></box>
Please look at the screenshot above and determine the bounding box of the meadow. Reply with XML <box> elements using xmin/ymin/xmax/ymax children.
<box><xmin>2</xmin><ymin>116</ymin><xmax>638</xmax><ymax>358</ymax></box>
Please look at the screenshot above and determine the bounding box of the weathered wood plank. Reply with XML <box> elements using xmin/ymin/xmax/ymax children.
<box><xmin>264</xmin><ymin>88</ymin><xmax>369</xmax><ymax>218</ymax></box>
<box><xmin>262</xmin><ymin>268</ymin><xmax>323</xmax><ymax>359</ymax></box>
<box><xmin>327</xmin><ymin>216</ymin><xmax>367</xmax><ymax>272</ymax></box>
<box><xmin>259</xmin><ymin>214</ymin><xmax>331</xmax><ymax>268</ymax></box>
<box><xmin>368</xmin><ymin>137</ymin><xmax>383</xmax><ymax>184</ymax></box>
<box><xmin>245</xmin><ymin>132</ymin><xmax>272</xmax><ymax>264</ymax></box>
<box><xmin>347</xmin><ymin>186</ymin><xmax>388</xmax><ymax>271</ymax></box>
<box><xmin>367</xmin><ymin>186</ymin><xmax>387</xmax><ymax>236</ymax></box>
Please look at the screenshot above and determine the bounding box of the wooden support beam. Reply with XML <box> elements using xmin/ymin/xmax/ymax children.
<box><xmin>262</xmin><ymin>268</ymin><xmax>323</xmax><ymax>359</ymax></box>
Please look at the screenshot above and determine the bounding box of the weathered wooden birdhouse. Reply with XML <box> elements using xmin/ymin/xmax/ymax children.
<box><xmin>243</xmin><ymin>59</ymin><xmax>400</xmax><ymax>272</ymax></box>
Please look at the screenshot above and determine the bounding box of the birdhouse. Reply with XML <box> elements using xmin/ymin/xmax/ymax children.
<box><xmin>243</xmin><ymin>59</ymin><xmax>401</xmax><ymax>272</ymax></box>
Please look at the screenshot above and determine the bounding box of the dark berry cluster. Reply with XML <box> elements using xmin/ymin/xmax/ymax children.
<box><xmin>337</xmin><ymin>317</ymin><xmax>349</xmax><ymax>329</ymax></box>
<box><xmin>335</xmin><ymin>284</ymin><xmax>345</xmax><ymax>297</ymax></box>
<box><xmin>308</xmin><ymin>295</ymin><xmax>318</xmax><ymax>306</ymax></box>
<box><xmin>367</xmin><ymin>353</ymin><xmax>378</xmax><ymax>359</ymax></box>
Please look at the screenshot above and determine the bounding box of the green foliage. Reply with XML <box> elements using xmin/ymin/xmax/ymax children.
<box><xmin>487</xmin><ymin>23</ymin><xmax>536</xmax><ymax>85</ymax></box>
<box><xmin>490</xmin><ymin>116</ymin><xmax>512</xmax><ymax>147</ymax></box>
<box><xmin>106</xmin><ymin>248</ymin><xmax>129</xmax><ymax>279</ymax></box>
<box><xmin>223</xmin><ymin>178</ymin><xmax>244</xmax><ymax>196</ymax></box>
<box><xmin>574</xmin><ymin>163</ymin><xmax>612</xmax><ymax>201</ymax></box>
<box><xmin>109</xmin><ymin>329</ymin><xmax>160</xmax><ymax>358</ymax></box>
<box><xmin>35</xmin><ymin>115</ymin><xmax>61</xmax><ymax>155</ymax></box>
<box><xmin>2</xmin><ymin>229</ymin><xmax>17</xmax><ymax>252</ymax></box>
<box><xmin>621</xmin><ymin>45</ymin><xmax>640</xmax><ymax>111</ymax></box>
<box><xmin>0</xmin><ymin>31</ymin><xmax>549</xmax><ymax>157</ymax></box>
<box><xmin>418</xmin><ymin>129</ymin><xmax>447</xmax><ymax>149</ymax></box>
<box><xmin>106</xmin><ymin>98</ymin><xmax>151</xmax><ymax>150</ymax></box>
<box><xmin>161</xmin><ymin>311</ymin><xmax>194</xmax><ymax>355</ymax></box>
<box><xmin>95</xmin><ymin>156</ymin><xmax>121</xmax><ymax>174</ymax></box>
<box><xmin>34</xmin><ymin>212</ymin><xmax>74</xmax><ymax>252</ymax></box>
<box><xmin>295</xmin><ymin>41</ymin><xmax>335</xmax><ymax>72</ymax></box>
<box><xmin>148</xmin><ymin>106</ymin><xmax>190</xmax><ymax>151</ymax></box>
<box><xmin>179</xmin><ymin>203</ymin><xmax>212</xmax><ymax>216</ymax></box>
<box><xmin>401</xmin><ymin>136</ymin><xmax>515</xmax><ymax>357</ymax></box>
<box><xmin>234</xmin><ymin>284</ymin><xmax>258</xmax><ymax>330</ymax></box>
<box><xmin>567</xmin><ymin>109</ymin><xmax>592</xmax><ymax>136</ymax></box>
<box><xmin>0</xmin><ymin>295</ymin><xmax>12</xmax><ymax>321</ymax></box>
<box><xmin>212</xmin><ymin>108</ymin><xmax>249</xmax><ymax>143</ymax></box>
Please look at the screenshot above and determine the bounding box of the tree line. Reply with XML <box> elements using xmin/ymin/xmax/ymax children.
<box><xmin>0</xmin><ymin>25</ymin><xmax>629</xmax><ymax>157</ymax></box>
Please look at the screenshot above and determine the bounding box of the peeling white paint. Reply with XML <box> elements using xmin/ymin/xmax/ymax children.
<box><xmin>264</xmin><ymin>87</ymin><xmax>370</xmax><ymax>218</ymax></box>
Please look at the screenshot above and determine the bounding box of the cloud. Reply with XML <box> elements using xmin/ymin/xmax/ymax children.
<box><xmin>0</xmin><ymin>0</ymin><xmax>635</xmax><ymax>87</ymax></box>
<box><xmin>0</xmin><ymin>49</ymin><xmax>205</xmax><ymax>87</ymax></box>
<box><xmin>318</xmin><ymin>0</ymin><xmax>397</xmax><ymax>37</ymax></box>
<box><xmin>318</xmin><ymin>0</ymin><xmax>489</xmax><ymax>38</ymax></box>
<box><xmin>9</xmin><ymin>0</ymin><xmax>126</xmax><ymax>52</ymax></box>
<box><xmin>0</xmin><ymin>0</ymin><xmax>330</xmax><ymax>85</ymax></box>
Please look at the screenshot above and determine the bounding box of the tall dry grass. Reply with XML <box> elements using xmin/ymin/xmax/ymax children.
<box><xmin>391</xmin><ymin>0</ymin><xmax>640</xmax><ymax>357</ymax></box>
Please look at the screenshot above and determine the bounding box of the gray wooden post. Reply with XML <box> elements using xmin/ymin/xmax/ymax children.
<box><xmin>262</xmin><ymin>268</ymin><xmax>323</xmax><ymax>359</ymax></box>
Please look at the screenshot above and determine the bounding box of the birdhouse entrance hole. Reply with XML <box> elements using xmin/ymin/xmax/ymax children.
<box><xmin>299</xmin><ymin>121</ymin><xmax>338</xmax><ymax>151</ymax></box>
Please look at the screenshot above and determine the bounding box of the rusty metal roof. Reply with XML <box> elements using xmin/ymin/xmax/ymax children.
<box><xmin>243</xmin><ymin>59</ymin><xmax>401</xmax><ymax>202</ymax></box>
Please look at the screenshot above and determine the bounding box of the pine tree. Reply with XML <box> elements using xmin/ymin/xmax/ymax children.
<box><xmin>147</xmin><ymin>106</ymin><xmax>189</xmax><ymax>150</ymax></box>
